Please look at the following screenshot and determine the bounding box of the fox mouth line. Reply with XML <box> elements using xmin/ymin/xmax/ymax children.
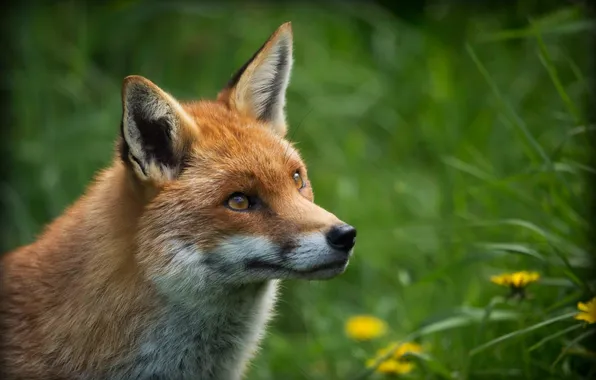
<box><xmin>245</xmin><ymin>258</ymin><xmax>347</xmax><ymax>274</ymax></box>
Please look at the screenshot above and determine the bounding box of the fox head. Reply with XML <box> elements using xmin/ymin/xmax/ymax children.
<box><xmin>118</xmin><ymin>22</ymin><xmax>356</xmax><ymax>298</ymax></box>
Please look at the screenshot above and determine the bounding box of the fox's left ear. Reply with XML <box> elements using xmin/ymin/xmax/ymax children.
<box><xmin>218</xmin><ymin>22</ymin><xmax>293</xmax><ymax>137</ymax></box>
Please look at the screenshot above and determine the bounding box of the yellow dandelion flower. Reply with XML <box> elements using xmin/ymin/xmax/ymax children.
<box><xmin>345</xmin><ymin>315</ymin><xmax>387</xmax><ymax>341</ymax></box>
<box><xmin>490</xmin><ymin>271</ymin><xmax>540</xmax><ymax>288</ymax></box>
<box><xmin>366</xmin><ymin>358</ymin><xmax>414</xmax><ymax>375</ymax></box>
<box><xmin>394</xmin><ymin>341</ymin><xmax>423</xmax><ymax>358</ymax></box>
<box><xmin>365</xmin><ymin>341</ymin><xmax>423</xmax><ymax>375</ymax></box>
<box><xmin>575</xmin><ymin>297</ymin><xmax>596</xmax><ymax>324</ymax></box>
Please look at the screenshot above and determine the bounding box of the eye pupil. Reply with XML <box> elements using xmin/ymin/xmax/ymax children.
<box><xmin>293</xmin><ymin>171</ymin><xmax>305</xmax><ymax>189</ymax></box>
<box><xmin>227</xmin><ymin>193</ymin><xmax>250</xmax><ymax>211</ymax></box>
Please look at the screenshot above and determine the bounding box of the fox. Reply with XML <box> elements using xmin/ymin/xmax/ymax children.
<box><xmin>0</xmin><ymin>22</ymin><xmax>356</xmax><ymax>380</ymax></box>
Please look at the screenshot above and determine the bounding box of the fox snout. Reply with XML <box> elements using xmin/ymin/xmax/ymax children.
<box><xmin>326</xmin><ymin>224</ymin><xmax>357</xmax><ymax>253</ymax></box>
<box><xmin>235</xmin><ymin>220</ymin><xmax>357</xmax><ymax>282</ymax></box>
<box><xmin>172</xmin><ymin>219</ymin><xmax>358</xmax><ymax>286</ymax></box>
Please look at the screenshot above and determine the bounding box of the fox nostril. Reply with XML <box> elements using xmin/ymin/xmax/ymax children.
<box><xmin>326</xmin><ymin>224</ymin><xmax>357</xmax><ymax>252</ymax></box>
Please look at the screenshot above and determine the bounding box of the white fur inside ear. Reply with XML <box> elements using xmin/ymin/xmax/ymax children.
<box><xmin>242</xmin><ymin>33</ymin><xmax>293</xmax><ymax>133</ymax></box>
<box><xmin>122</xmin><ymin>82</ymin><xmax>180</xmax><ymax>181</ymax></box>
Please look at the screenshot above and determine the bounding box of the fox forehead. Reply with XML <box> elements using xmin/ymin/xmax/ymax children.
<box><xmin>180</xmin><ymin>101</ymin><xmax>305</xmax><ymax>188</ymax></box>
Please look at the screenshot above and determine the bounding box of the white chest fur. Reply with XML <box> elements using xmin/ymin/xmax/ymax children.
<box><xmin>97</xmin><ymin>280</ymin><xmax>278</xmax><ymax>380</ymax></box>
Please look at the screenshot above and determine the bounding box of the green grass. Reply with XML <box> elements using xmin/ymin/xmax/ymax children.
<box><xmin>3</xmin><ymin>1</ymin><xmax>594</xmax><ymax>379</ymax></box>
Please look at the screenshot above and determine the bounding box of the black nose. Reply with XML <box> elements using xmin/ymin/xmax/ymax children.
<box><xmin>326</xmin><ymin>224</ymin><xmax>357</xmax><ymax>252</ymax></box>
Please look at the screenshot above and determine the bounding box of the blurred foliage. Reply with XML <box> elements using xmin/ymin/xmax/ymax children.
<box><xmin>2</xmin><ymin>1</ymin><xmax>595</xmax><ymax>379</ymax></box>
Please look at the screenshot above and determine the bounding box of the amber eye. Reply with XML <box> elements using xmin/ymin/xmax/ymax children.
<box><xmin>226</xmin><ymin>193</ymin><xmax>250</xmax><ymax>211</ymax></box>
<box><xmin>293</xmin><ymin>171</ymin><xmax>305</xmax><ymax>189</ymax></box>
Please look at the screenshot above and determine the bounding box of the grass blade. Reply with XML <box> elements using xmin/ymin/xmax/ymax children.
<box><xmin>551</xmin><ymin>329</ymin><xmax>596</xmax><ymax>368</ymax></box>
<box><xmin>531</xmin><ymin>18</ymin><xmax>581</xmax><ymax>123</ymax></box>
<box><xmin>416</xmin><ymin>310</ymin><xmax>520</xmax><ymax>337</ymax></box>
<box><xmin>469</xmin><ymin>312</ymin><xmax>577</xmax><ymax>356</ymax></box>
<box><xmin>466</xmin><ymin>43</ymin><xmax>551</xmax><ymax>167</ymax></box>
<box><xmin>475</xmin><ymin>242</ymin><xmax>545</xmax><ymax>261</ymax></box>
<box><xmin>403</xmin><ymin>352</ymin><xmax>455</xmax><ymax>380</ymax></box>
<box><xmin>528</xmin><ymin>324</ymin><xmax>583</xmax><ymax>352</ymax></box>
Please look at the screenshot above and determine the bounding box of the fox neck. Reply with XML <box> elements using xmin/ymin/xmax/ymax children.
<box><xmin>127</xmin><ymin>281</ymin><xmax>279</xmax><ymax>380</ymax></box>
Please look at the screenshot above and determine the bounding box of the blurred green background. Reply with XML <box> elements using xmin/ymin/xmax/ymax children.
<box><xmin>2</xmin><ymin>1</ymin><xmax>594</xmax><ymax>379</ymax></box>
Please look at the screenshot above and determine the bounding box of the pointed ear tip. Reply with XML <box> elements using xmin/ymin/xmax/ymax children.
<box><xmin>123</xmin><ymin>75</ymin><xmax>153</xmax><ymax>88</ymax></box>
<box><xmin>123</xmin><ymin>75</ymin><xmax>145</xmax><ymax>84</ymax></box>
<box><xmin>278</xmin><ymin>21</ymin><xmax>293</xmax><ymax>36</ymax></box>
<box><xmin>122</xmin><ymin>75</ymin><xmax>162</xmax><ymax>100</ymax></box>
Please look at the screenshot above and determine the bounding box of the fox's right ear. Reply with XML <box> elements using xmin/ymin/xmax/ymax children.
<box><xmin>119</xmin><ymin>75</ymin><xmax>191</xmax><ymax>184</ymax></box>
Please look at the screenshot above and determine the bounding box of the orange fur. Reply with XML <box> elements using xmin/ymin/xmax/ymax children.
<box><xmin>0</xmin><ymin>22</ymin><xmax>355</xmax><ymax>379</ymax></box>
